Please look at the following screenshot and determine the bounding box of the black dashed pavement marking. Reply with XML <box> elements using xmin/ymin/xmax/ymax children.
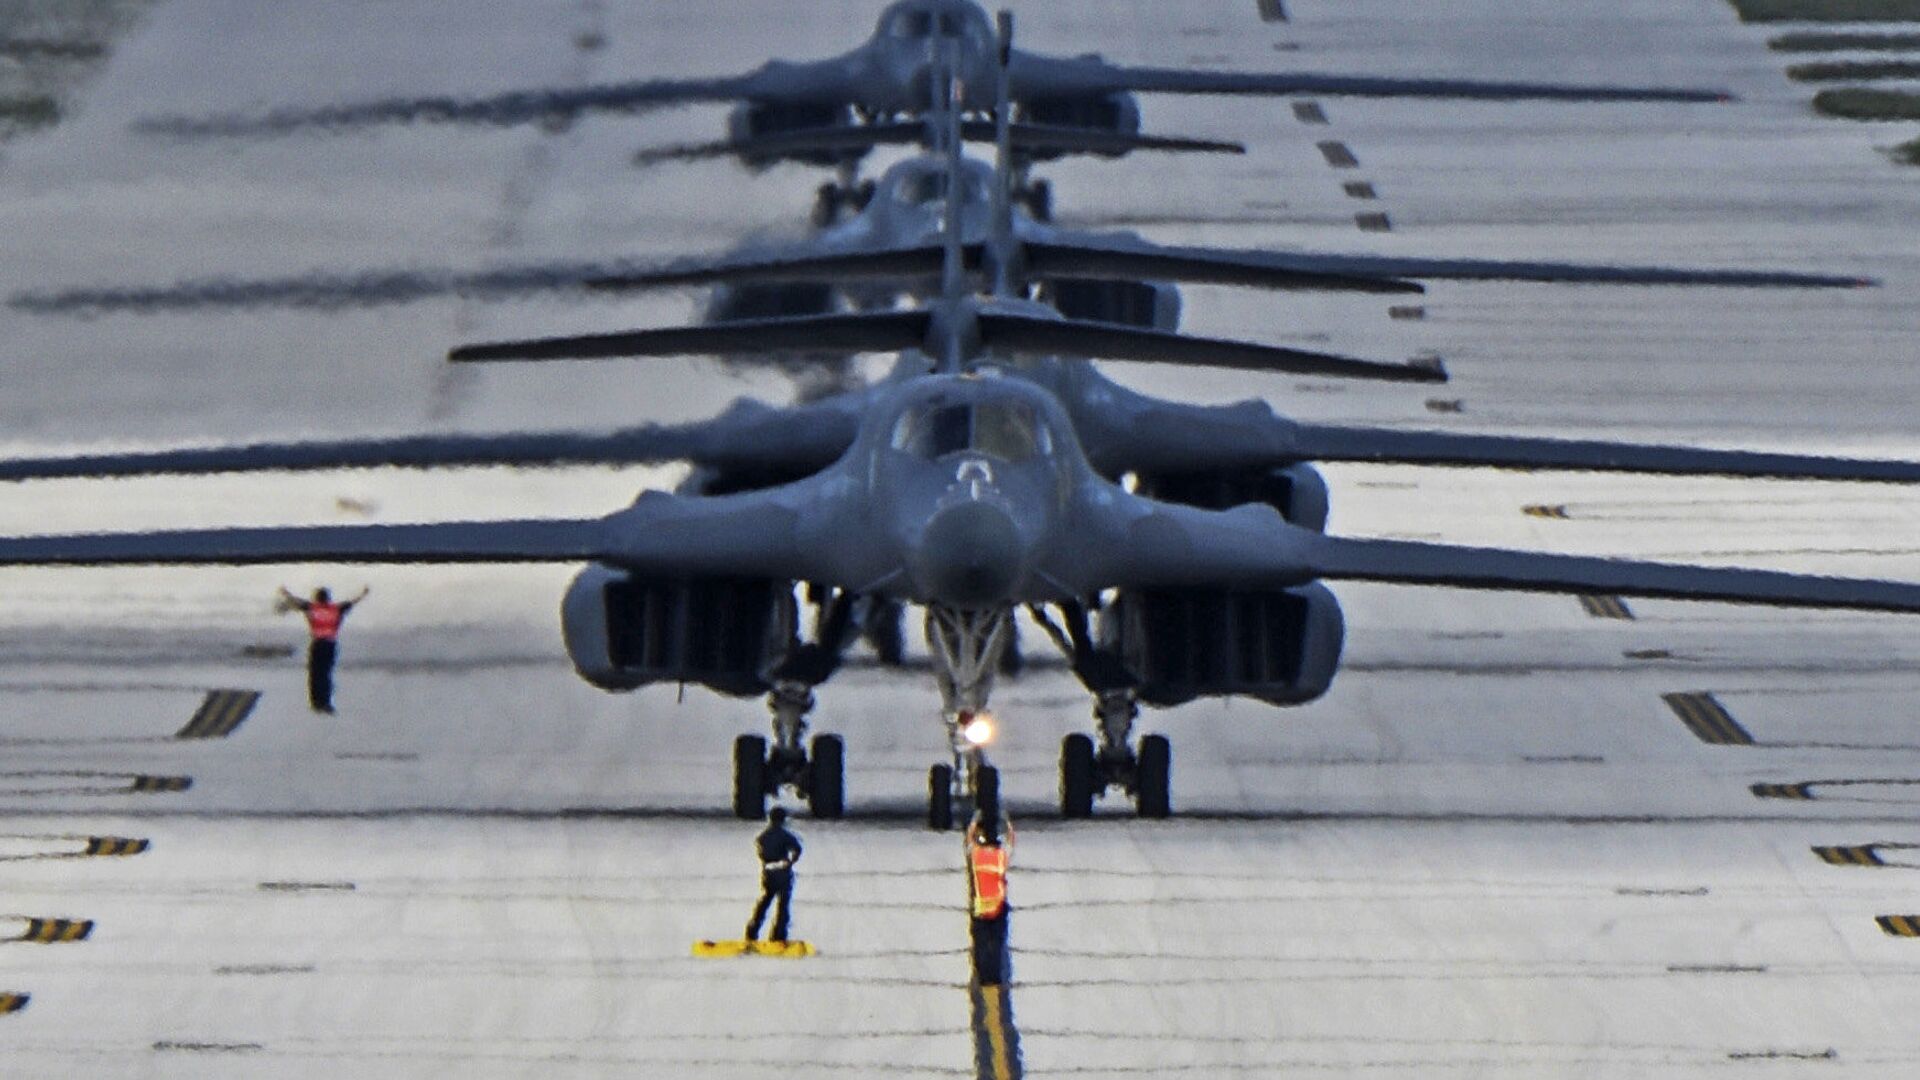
<box><xmin>153</xmin><ymin>1041</ymin><xmax>264</xmax><ymax>1054</ymax></box>
<box><xmin>258</xmin><ymin>880</ymin><xmax>355</xmax><ymax>893</ymax></box>
<box><xmin>1342</xmin><ymin>180</ymin><xmax>1377</xmax><ymax>199</ymax></box>
<box><xmin>1316</xmin><ymin>140</ymin><xmax>1358</xmax><ymax>168</ymax></box>
<box><xmin>1354</xmin><ymin>211</ymin><xmax>1392</xmax><ymax>232</ymax></box>
<box><xmin>83</xmin><ymin>836</ymin><xmax>149</xmax><ymax>857</ymax></box>
<box><xmin>1728</xmin><ymin>1049</ymin><xmax>1837</xmax><ymax>1062</ymax></box>
<box><xmin>970</xmin><ymin>982</ymin><xmax>1024</xmax><ymax>1080</ymax></box>
<box><xmin>1815</xmin><ymin>844</ymin><xmax>1885</xmax><ymax>866</ymax></box>
<box><xmin>177</xmin><ymin>688</ymin><xmax>260</xmax><ymax>739</ymax></box>
<box><xmin>1290</xmin><ymin>100</ymin><xmax>1327</xmax><ymax>124</ymax></box>
<box><xmin>1752</xmin><ymin>782</ymin><xmax>1815</xmax><ymax>800</ymax></box>
<box><xmin>1668</xmin><ymin>963</ymin><xmax>1767</xmax><ymax>974</ymax></box>
<box><xmin>1424</xmin><ymin>398</ymin><xmax>1464</xmax><ymax>414</ymax></box>
<box><xmin>1624</xmin><ymin>648</ymin><xmax>1672</xmax><ymax>660</ymax></box>
<box><xmin>130</xmin><ymin>775</ymin><xmax>192</xmax><ymax>793</ymax></box>
<box><xmin>1663</xmin><ymin>692</ymin><xmax>1754</xmax><ymax>746</ymax></box>
<box><xmin>1578</xmin><ymin>595</ymin><xmax>1635</xmax><ymax>620</ymax></box>
<box><xmin>1522</xmin><ymin>504</ymin><xmax>1569</xmax><ymax>519</ymax></box>
<box><xmin>1388</xmin><ymin>304</ymin><xmax>1425</xmax><ymax>320</ymax></box>
<box><xmin>1256</xmin><ymin>0</ymin><xmax>1288</xmax><ymax>21</ymax></box>
<box><xmin>1878</xmin><ymin>915</ymin><xmax>1920</xmax><ymax>937</ymax></box>
<box><xmin>14</xmin><ymin>918</ymin><xmax>92</xmax><ymax>944</ymax></box>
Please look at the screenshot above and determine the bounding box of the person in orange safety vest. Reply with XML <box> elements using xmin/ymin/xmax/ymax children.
<box><xmin>965</xmin><ymin>807</ymin><xmax>1014</xmax><ymax>985</ymax></box>
<box><xmin>278</xmin><ymin>585</ymin><xmax>368</xmax><ymax>714</ymax></box>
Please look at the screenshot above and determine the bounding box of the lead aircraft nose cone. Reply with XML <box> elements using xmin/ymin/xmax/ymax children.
<box><xmin>911</xmin><ymin>501</ymin><xmax>1023</xmax><ymax>607</ymax></box>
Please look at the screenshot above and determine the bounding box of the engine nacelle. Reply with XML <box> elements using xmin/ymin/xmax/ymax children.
<box><xmin>703</xmin><ymin>282</ymin><xmax>839</xmax><ymax>324</ymax></box>
<box><xmin>726</xmin><ymin>101</ymin><xmax>858</xmax><ymax>167</ymax></box>
<box><xmin>562</xmin><ymin>565</ymin><xmax>795</xmax><ymax>697</ymax></box>
<box><xmin>1015</xmin><ymin>92</ymin><xmax>1142</xmax><ymax>144</ymax></box>
<box><xmin>1105</xmin><ymin>582</ymin><xmax>1344</xmax><ymax>708</ymax></box>
<box><xmin>1044</xmin><ymin>278</ymin><xmax>1179</xmax><ymax>331</ymax></box>
<box><xmin>1136</xmin><ymin>462</ymin><xmax>1330</xmax><ymax>532</ymax></box>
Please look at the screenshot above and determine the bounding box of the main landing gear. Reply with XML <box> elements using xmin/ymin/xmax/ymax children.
<box><xmin>924</xmin><ymin>606</ymin><xmax>1010</xmax><ymax>830</ymax></box>
<box><xmin>733</xmin><ymin>681</ymin><xmax>845</xmax><ymax>821</ymax></box>
<box><xmin>733</xmin><ymin>588</ymin><xmax>859</xmax><ymax>822</ymax></box>
<box><xmin>1058</xmin><ymin>690</ymin><xmax>1170</xmax><ymax>819</ymax></box>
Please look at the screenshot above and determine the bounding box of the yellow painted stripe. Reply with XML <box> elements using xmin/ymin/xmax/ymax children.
<box><xmin>1880</xmin><ymin>914</ymin><xmax>1920</xmax><ymax>937</ymax></box>
<box><xmin>0</xmin><ymin>992</ymin><xmax>27</xmax><ymax>1014</ymax></box>
<box><xmin>983</xmin><ymin>986</ymin><xmax>1014</xmax><ymax>1080</ymax></box>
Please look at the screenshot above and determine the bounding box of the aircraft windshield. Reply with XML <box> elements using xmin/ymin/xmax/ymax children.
<box><xmin>883</xmin><ymin>9</ymin><xmax>976</xmax><ymax>39</ymax></box>
<box><xmin>890</xmin><ymin>402</ymin><xmax>1049</xmax><ymax>462</ymax></box>
<box><xmin>896</xmin><ymin>170</ymin><xmax>979</xmax><ymax>206</ymax></box>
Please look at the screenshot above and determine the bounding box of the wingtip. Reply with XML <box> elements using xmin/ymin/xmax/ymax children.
<box><xmin>1409</xmin><ymin>355</ymin><xmax>1448</xmax><ymax>383</ymax></box>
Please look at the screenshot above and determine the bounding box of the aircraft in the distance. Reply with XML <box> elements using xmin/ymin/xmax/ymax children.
<box><xmin>133</xmin><ymin>0</ymin><xmax>1735</xmax><ymax>169</ymax></box>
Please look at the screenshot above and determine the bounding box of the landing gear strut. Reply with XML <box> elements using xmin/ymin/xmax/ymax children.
<box><xmin>924</xmin><ymin>606</ymin><xmax>1012</xmax><ymax>829</ymax></box>
<box><xmin>732</xmin><ymin>588</ymin><xmax>858</xmax><ymax>821</ymax></box>
<box><xmin>1057</xmin><ymin>689</ymin><xmax>1169</xmax><ymax>819</ymax></box>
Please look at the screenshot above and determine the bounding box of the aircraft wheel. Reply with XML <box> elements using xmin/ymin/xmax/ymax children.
<box><xmin>808</xmin><ymin>734</ymin><xmax>845</xmax><ymax>819</ymax></box>
<box><xmin>866</xmin><ymin>601</ymin><xmax>905</xmax><ymax>666</ymax></box>
<box><xmin>1027</xmin><ymin>179</ymin><xmax>1053</xmax><ymax>222</ymax></box>
<box><xmin>733</xmin><ymin>734</ymin><xmax>768</xmax><ymax>820</ymax></box>
<box><xmin>851</xmin><ymin>179</ymin><xmax>876</xmax><ymax>210</ymax></box>
<box><xmin>811</xmin><ymin>182</ymin><xmax>844</xmax><ymax>227</ymax></box>
<box><xmin>974</xmin><ymin>764</ymin><xmax>1000</xmax><ymax>821</ymax></box>
<box><xmin>928</xmin><ymin>763</ymin><xmax>954</xmax><ymax>831</ymax></box>
<box><xmin>1060</xmin><ymin>733</ymin><xmax>1096</xmax><ymax>819</ymax></box>
<box><xmin>1135</xmin><ymin>734</ymin><xmax>1171</xmax><ymax>819</ymax></box>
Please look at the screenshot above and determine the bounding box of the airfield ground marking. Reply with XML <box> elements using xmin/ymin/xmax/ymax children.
<box><xmin>1662</xmin><ymin>692</ymin><xmax>1755</xmax><ymax>746</ymax></box>
<box><xmin>175</xmin><ymin>689</ymin><xmax>262</xmax><ymax>739</ymax></box>
<box><xmin>1578</xmin><ymin>594</ymin><xmax>1635</xmax><ymax>620</ymax></box>
<box><xmin>968</xmin><ymin>979</ymin><xmax>1023</xmax><ymax>1080</ymax></box>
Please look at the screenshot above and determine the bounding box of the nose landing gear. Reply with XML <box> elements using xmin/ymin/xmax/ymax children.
<box><xmin>925</xmin><ymin>606</ymin><xmax>1012</xmax><ymax>829</ymax></box>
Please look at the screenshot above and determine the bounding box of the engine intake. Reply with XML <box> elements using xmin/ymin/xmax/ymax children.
<box><xmin>1136</xmin><ymin>462</ymin><xmax>1330</xmax><ymax>532</ymax></box>
<box><xmin>1107</xmin><ymin>583</ymin><xmax>1344</xmax><ymax>707</ymax></box>
<box><xmin>562</xmin><ymin>565</ymin><xmax>795</xmax><ymax>697</ymax></box>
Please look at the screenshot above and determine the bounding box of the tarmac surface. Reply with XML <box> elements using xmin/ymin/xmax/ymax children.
<box><xmin>1</xmin><ymin>1</ymin><xmax>1920</xmax><ymax>1076</ymax></box>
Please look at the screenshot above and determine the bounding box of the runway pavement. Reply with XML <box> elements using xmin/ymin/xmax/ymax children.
<box><xmin>1</xmin><ymin>1</ymin><xmax>1919</xmax><ymax>1076</ymax></box>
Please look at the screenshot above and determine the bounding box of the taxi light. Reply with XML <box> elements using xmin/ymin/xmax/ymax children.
<box><xmin>962</xmin><ymin>714</ymin><xmax>995</xmax><ymax>746</ymax></box>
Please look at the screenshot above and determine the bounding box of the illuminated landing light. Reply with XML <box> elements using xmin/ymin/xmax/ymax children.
<box><xmin>963</xmin><ymin>713</ymin><xmax>996</xmax><ymax>746</ymax></box>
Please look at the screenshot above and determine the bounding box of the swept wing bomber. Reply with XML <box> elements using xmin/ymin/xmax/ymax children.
<box><xmin>5</xmin><ymin>10</ymin><xmax>1915</xmax><ymax>828</ymax></box>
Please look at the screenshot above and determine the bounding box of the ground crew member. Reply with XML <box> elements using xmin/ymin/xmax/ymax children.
<box><xmin>746</xmin><ymin>806</ymin><xmax>803</xmax><ymax>943</ymax></box>
<box><xmin>965</xmin><ymin>807</ymin><xmax>1014</xmax><ymax>985</ymax></box>
<box><xmin>277</xmin><ymin>585</ymin><xmax>368</xmax><ymax>714</ymax></box>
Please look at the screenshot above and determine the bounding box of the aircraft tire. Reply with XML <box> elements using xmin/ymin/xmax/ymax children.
<box><xmin>733</xmin><ymin>734</ymin><xmax>768</xmax><ymax>820</ymax></box>
<box><xmin>1027</xmin><ymin>179</ymin><xmax>1053</xmax><ymax>222</ymax></box>
<box><xmin>1060</xmin><ymin>733</ymin><xmax>1096</xmax><ymax>819</ymax></box>
<box><xmin>928</xmin><ymin>763</ymin><xmax>954</xmax><ymax>831</ymax></box>
<box><xmin>808</xmin><ymin>734</ymin><xmax>845</xmax><ymax>819</ymax></box>
<box><xmin>974</xmin><ymin>764</ymin><xmax>1000</xmax><ymax>821</ymax></box>
<box><xmin>1136</xmin><ymin>734</ymin><xmax>1171</xmax><ymax>819</ymax></box>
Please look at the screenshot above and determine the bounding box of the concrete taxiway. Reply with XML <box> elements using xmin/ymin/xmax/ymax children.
<box><xmin>1</xmin><ymin>1</ymin><xmax>1919</xmax><ymax>1076</ymax></box>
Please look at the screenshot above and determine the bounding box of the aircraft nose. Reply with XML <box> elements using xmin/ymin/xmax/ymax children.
<box><xmin>911</xmin><ymin>501</ymin><xmax>1024</xmax><ymax>608</ymax></box>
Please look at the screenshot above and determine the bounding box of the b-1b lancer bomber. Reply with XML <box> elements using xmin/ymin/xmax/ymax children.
<box><xmin>5</xmin><ymin>11</ymin><xmax>1917</xmax><ymax>831</ymax></box>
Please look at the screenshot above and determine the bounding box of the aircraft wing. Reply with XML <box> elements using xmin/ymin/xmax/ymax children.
<box><xmin>0</xmin><ymin>495</ymin><xmax>828</xmax><ymax>581</ymax></box>
<box><xmin>1042</xmin><ymin>237</ymin><xmax>1873</xmax><ymax>290</ymax></box>
<box><xmin>449</xmin><ymin>309</ymin><xmax>1447</xmax><ymax>383</ymax></box>
<box><xmin>1284</xmin><ymin>425</ymin><xmax>1920</xmax><ymax>483</ymax></box>
<box><xmin>132</xmin><ymin>70</ymin><xmax>804</xmax><ymax>137</ymax></box>
<box><xmin>634</xmin><ymin>120</ymin><xmax>1244</xmax><ymax>165</ymax></box>
<box><xmin>1013</xmin><ymin>55</ymin><xmax>1730</xmax><ymax>104</ymax></box>
<box><xmin>1094</xmin><ymin>501</ymin><xmax>1920</xmax><ymax>614</ymax></box>
<box><xmin>0</xmin><ymin>401</ymin><xmax>861</xmax><ymax>483</ymax></box>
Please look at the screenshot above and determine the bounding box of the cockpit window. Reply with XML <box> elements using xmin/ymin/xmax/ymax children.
<box><xmin>881</xmin><ymin>7</ymin><xmax>982</xmax><ymax>40</ymax></box>
<box><xmin>890</xmin><ymin>402</ymin><xmax>1050</xmax><ymax>462</ymax></box>
<box><xmin>896</xmin><ymin>169</ymin><xmax>981</xmax><ymax>207</ymax></box>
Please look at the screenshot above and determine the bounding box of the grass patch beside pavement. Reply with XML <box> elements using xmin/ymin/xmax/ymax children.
<box><xmin>1772</xmin><ymin>31</ymin><xmax>1920</xmax><ymax>50</ymax></box>
<box><xmin>1732</xmin><ymin>0</ymin><xmax>1920</xmax><ymax>20</ymax></box>
<box><xmin>1813</xmin><ymin>87</ymin><xmax>1920</xmax><ymax>119</ymax></box>
<box><xmin>1789</xmin><ymin>59</ymin><xmax>1920</xmax><ymax>80</ymax></box>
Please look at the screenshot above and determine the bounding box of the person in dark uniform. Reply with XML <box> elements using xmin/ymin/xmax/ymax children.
<box><xmin>278</xmin><ymin>585</ymin><xmax>368</xmax><ymax>714</ymax></box>
<box><xmin>746</xmin><ymin>806</ymin><xmax>804</xmax><ymax>943</ymax></box>
<box><xmin>965</xmin><ymin>807</ymin><xmax>1014</xmax><ymax>985</ymax></box>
